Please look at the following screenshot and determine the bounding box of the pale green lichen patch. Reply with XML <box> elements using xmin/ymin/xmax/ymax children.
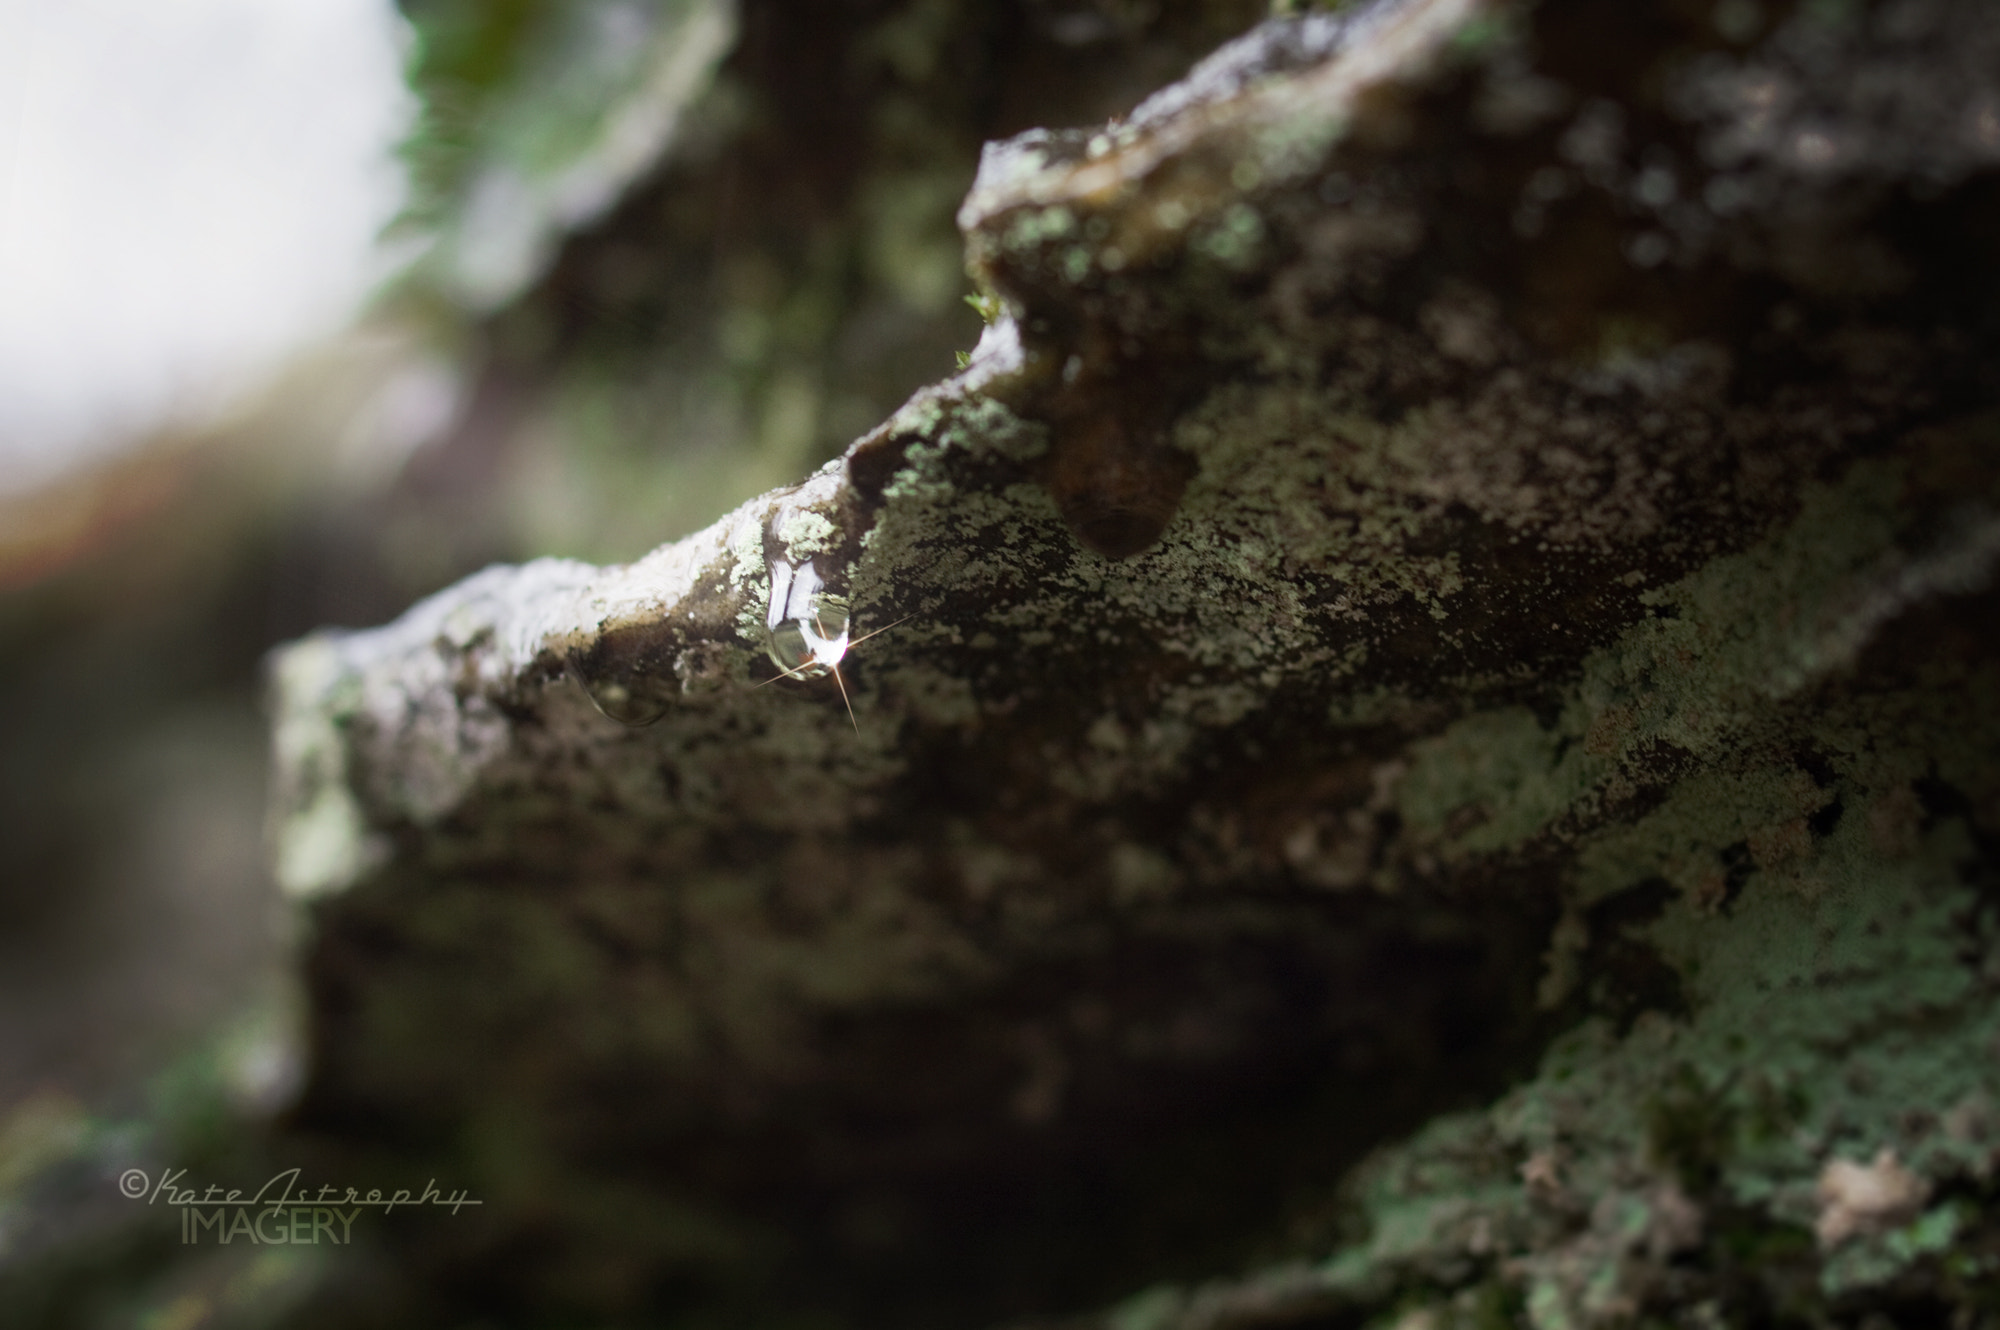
<box><xmin>729</xmin><ymin>508</ymin><xmax>774</xmax><ymax>642</ymax></box>
<box><xmin>1396</xmin><ymin>707</ymin><xmax>1584</xmax><ymax>851</ymax></box>
<box><xmin>1194</xmin><ymin>202</ymin><xmax>1268</xmax><ymax>269</ymax></box>
<box><xmin>1287</xmin><ymin>805</ymin><xmax>1998</xmax><ymax>1328</ymax></box>
<box><xmin>1004</xmin><ymin>203</ymin><xmax>1078</xmax><ymax>253</ymax></box>
<box><xmin>268</xmin><ymin>638</ymin><xmax>381</xmax><ymax>899</ymax></box>
<box><xmin>1076</xmin><ymin>450</ymin><xmax>2000</xmax><ymax>1327</ymax></box>
<box><xmin>1389</xmin><ymin>444</ymin><xmax>2000</xmax><ymax>870</ymax></box>
<box><xmin>776</xmin><ymin>508</ymin><xmax>836</xmax><ymax>558</ymax></box>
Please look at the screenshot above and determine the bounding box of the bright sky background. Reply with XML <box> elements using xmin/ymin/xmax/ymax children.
<box><xmin>0</xmin><ymin>0</ymin><xmax>412</xmax><ymax>496</ymax></box>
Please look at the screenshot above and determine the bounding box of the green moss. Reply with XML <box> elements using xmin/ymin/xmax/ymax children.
<box><xmin>398</xmin><ymin>0</ymin><xmax>737</xmax><ymax>307</ymax></box>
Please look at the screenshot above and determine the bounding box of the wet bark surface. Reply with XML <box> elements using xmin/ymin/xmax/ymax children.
<box><xmin>86</xmin><ymin>1</ymin><xmax>2000</xmax><ymax>1326</ymax></box>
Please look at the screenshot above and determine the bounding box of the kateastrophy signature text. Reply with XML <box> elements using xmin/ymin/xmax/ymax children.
<box><xmin>118</xmin><ymin>1166</ymin><xmax>481</xmax><ymax>1245</ymax></box>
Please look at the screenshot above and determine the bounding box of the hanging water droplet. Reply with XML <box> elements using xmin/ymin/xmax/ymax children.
<box><xmin>568</xmin><ymin>631</ymin><xmax>673</xmax><ymax>727</ymax></box>
<box><xmin>576</xmin><ymin>671</ymin><xmax>670</xmax><ymax>727</ymax></box>
<box><xmin>765</xmin><ymin>558</ymin><xmax>851</xmax><ymax>678</ymax></box>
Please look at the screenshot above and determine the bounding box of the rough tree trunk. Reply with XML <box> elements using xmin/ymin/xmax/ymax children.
<box><xmin>254</xmin><ymin>0</ymin><xmax>2000</xmax><ymax>1325</ymax></box>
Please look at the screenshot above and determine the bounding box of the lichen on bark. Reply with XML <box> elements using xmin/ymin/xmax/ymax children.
<box><xmin>257</xmin><ymin>0</ymin><xmax>2000</xmax><ymax>1325</ymax></box>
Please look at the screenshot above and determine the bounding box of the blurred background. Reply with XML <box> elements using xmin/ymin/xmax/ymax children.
<box><xmin>0</xmin><ymin>0</ymin><xmax>1263</xmax><ymax>1320</ymax></box>
<box><xmin>0</xmin><ymin>0</ymin><xmax>414</xmax><ymax>1135</ymax></box>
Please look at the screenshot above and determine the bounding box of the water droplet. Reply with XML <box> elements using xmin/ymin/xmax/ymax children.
<box><xmin>1046</xmin><ymin>412</ymin><xmax>1193</xmax><ymax>559</ymax></box>
<box><xmin>577</xmin><ymin>673</ymin><xmax>670</xmax><ymax>726</ymax></box>
<box><xmin>568</xmin><ymin>630</ymin><xmax>674</xmax><ymax>726</ymax></box>
<box><xmin>765</xmin><ymin>558</ymin><xmax>850</xmax><ymax>678</ymax></box>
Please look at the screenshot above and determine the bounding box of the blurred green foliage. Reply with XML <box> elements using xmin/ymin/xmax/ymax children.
<box><xmin>371</xmin><ymin>0</ymin><xmax>1263</xmax><ymax>570</ymax></box>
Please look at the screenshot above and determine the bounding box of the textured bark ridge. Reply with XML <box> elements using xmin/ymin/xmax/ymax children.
<box><xmin>269</xmin><ymin>1</ymin><xmax>2000</xmax><ymax>1324</ymax></box>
